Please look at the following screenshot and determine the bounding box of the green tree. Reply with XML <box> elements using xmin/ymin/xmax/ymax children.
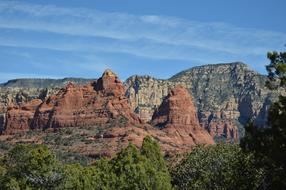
<box><xmin>59</xmin><ymin>162</ymin><xmax>114</xmax><ymax>190</ymax></box>
<box><xmin>0</xmin><ymin>177</ymin><xmax>21</xmax><ymax>190</ymax></box>
<box><xmin>1</xmin><ymin>144</ymin><xmax>63</xmax><ymax>190</ymax></box>
<box><xmin>171</xmin><ymin>144</ymin><xmax>263</xmax><ymax>190</ymax></box>
<box><xmin>266</xmin><ymin>51</ymin><xmax>286</xmax><ymax>89</ymax></box>
<box><xmin>141</xmin><ymin>136</ymin><xmax>172</xmax><ymax>190</ymax></box>
<box><xmin>58</xmin><ymin>164</ymin><xmax>88</xmax><ymax>190</ymax></box>
<box><xmin>0</xmin><ymin>137</ymin><xmax>172</xmax><ymax>190</ymax></box>
<box><xmin>109</xmin><ymin>137</ymin><xmax>172</xmax><ymax>190</ymax></box>
<box><xmin>241</xmin><ymin>51</ymin><xmax>286</xmax><ymax>189</ymax></box>
<box><xmin>0</xmin><ymin>156</ymin><xmax>6</xmax><ymax>178</ymax></box>
<box><xmin>91</xmin><ymin>158</ymin><xmax>117</xmax><ymax>190</ymax></box>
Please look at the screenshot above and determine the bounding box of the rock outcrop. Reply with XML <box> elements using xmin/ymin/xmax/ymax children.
<box><xmin>0</xmin><ymin>70</ymin><xmax>215</xmax><ymax>156</ymax></box>
<box><xmin>0</xmin><ymin>62</ymin><xmax>283</xmax><ymax>142</ymax></box>
<box><xmin>4</xmin><ymin>99</ymin><xmax>42</xmax><ymax>134</ymax></box>
<box><xmin>68</xmin><ymin>85</ymin><xmax>214</xmax><ymax>156</ymax></box>
<box><xmin>32</xmin><ymin>70</ymin><xmax>141</xmax><ymax>129</ymax></box>
<box><xmin>126</xmin><ymin>62</ymin><xmax>284</xmax><ymax>141</ymax></box>
<box><xmin>201</xmin><ymin>120</ymin><xmax>238</xmax><ymax>141</ymax></box>
<box><xmin>152</xmin><ymin>86</ymin><xmax>214</xmax><ymax>145</ymax></box>
<box><xmin>125</xmin><ymin>75</ymin><xmax>183</xmax><ymax>122</ymax></box>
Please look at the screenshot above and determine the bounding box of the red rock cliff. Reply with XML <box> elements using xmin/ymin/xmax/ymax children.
<box><xmin>4</xmin><ymin>99</ymin><xmax>42</xmax><ymax>134</ymax></box>
<box><xmin>1</xmin><ymin>73</ymin><xmax>215</xmax><ymax>156</ymax></box>
<box><xmin>152</xmin><ymin>86</ymin><xmax>214</xmax><ymax>145</ymax></box>
<box><xmin>32</xmin><ymin>70</ymin><xmax>141</xmax><ymax>129</ymax></box>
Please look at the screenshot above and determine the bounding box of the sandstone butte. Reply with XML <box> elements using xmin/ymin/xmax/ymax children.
<box><xmin>1</xmin><ymin>70</ymin><xmax>214</xmax><ymax>155</ymax></box>
<box><xmin>152</xmin><ymin>86</ymin><xmax>214</xmax><ymax>146</ymax></box>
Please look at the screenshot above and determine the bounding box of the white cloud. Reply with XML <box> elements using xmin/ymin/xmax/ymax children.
<box><xmin>0</xmin><ymin>1</ymin><xmax>285</xmax><ymax>64</ymax></box>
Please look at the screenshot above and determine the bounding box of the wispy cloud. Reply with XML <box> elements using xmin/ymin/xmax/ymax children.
<box><xmin>0</xmin><ymin>0</ymin><xmax>285</xmax><ymax>82</ymax></box>
<box><xmin>0</xmin><ymin>1</ymin><xmax>285</xmax><ymax>57</ymax></box>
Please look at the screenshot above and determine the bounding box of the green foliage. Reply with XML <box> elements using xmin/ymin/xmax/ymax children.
<box><xmin>110</xmin><ymin>139</ymin><xmax>172</xmax><ymax>190</ymax></box>
<box><xmin>0</xmin><ymin>136</ymin><xmax>172</xmax><ymax>190</ymax></box>
<box><xmin>55</xmin><ymin>151</ymin><xmax>92</xmax><ymax>166</ymax></box>
<box><xmin>266</xmin><ymin>51</ymin><xmax>286</xmax><ymax>89</ymax></box>
<box><xmin>240</xmin><ymin>50</ymin><xmax>286</xmax><ymax>189</ymax></box>
<box><xmin>111</xmin><ymin>143</ymin><xmax>151</xmax><ymax>189</ymax></box>
<box><xmin>1</xmin><ymin>144</ymin><xmax>63</xmax><ymax>190</ymax></box>
<box><xmin>241</xmin><ymin>96</ymin><xmax>286</xmax><ymax>189</ymax></box>
<box><xmin>1</xmin><ymin>177</ymin><xmax>21</xmax><ymax>190</ymax></box>
<box><xmin>141</xmin><ymin>136</ymin><xmax>172</xmax><ymax>189</ymax></box>
<box><xmin>58</xmin><ymin>164</ymin><xmax>103</xmax><ymax>190</ymax></box>
<box><xmin>171</xmin><ymin>144</ymin><xmax>263</xmax><ymax>190</ymax></box>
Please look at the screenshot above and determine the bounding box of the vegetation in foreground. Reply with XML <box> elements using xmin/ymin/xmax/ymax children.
<box><xmin>0</xmin><ymin>138</ymin><xmax>262</xmax><ymax>190</ymax></box>
<box><xmin>240</xmin><ymin>51</ymin><xmax>286</xmax><ymax>189</ymax></box>
<box><xmin>0</xmin><ymin>136</ymin><xmax>173</xmax><ymax>190</ymax></box>
<box><xmin>0</xmin><ymin>51</ymin><xmax>285</xmax><ymax>190</ymax></box>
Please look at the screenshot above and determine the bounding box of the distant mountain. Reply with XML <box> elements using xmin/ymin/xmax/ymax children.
<box><xmin>0</xmin><ymin>78</ymin><xmax>94</xmax><ymax>88</ymax></box>
<box><xmin>1</xmin><ymin>70</ymin><xmax>213</xmax><ymax>157</ymax></box>
<box><xmin>0</xmin><ymin>62</ymin><xmax>283</xmax><ymax>141</ymax></box>
<box><xmin>125</xmin><ymin>62</ymin><xmax>283</xmax><ymax>140</ymax></box>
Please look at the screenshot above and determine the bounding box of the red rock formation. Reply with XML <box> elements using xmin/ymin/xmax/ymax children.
<box><xmin>152</xmin><ymin>86</ymin><xmax>214</xmax><ymax>146</ymax></box>
<box><xmin>202</xmin><ymin>120</ymin><xmax>238</xmax><ymax>141</ymax></box>
<box><xmin>1</xmin><ymin>72</ymin><xmax>215</xmax><ymax>156</ymax></box>
<box><xmin>4</xmin><ymin>99</ymin><xmax>42</xmax><ymax>134</ymax></box>
<box><xmin>32</xmin><ymin>70</ymin><xmax>141</xmax><ymax>129</ymax></box>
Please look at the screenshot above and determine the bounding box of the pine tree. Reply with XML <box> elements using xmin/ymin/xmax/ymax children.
<box><xmin>241</xmin><ymin>50</ymin><xmax>286</xmax><ymax>189</ymax></box>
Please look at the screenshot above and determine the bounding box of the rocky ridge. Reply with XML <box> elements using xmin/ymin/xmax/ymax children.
<box><xmin>125</xmin><ymin>62</ymin><xmax>283</xmax><ymax>141</ymax></box>
<box><xmin>0</xmin><ymin>70</ymin><xmax>213</xmax><ymax>156</ymax></box>
<box><xmin>0</xmin><ymin>62</ymin><xmax>283</xmax><ymax>141</ymax></box>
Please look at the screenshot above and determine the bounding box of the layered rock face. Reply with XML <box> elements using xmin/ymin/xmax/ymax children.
<box><xmin>3</xmin><ymin>99</ymin><xmax>42</xmax><ymax>134</ymax></box>
<box><xmin>32</xmin><ymin>70</ymin><xmax>141</xmax><ymax>129</ymax></box>
<box><xmin>202</xmin><ymin>121</ymin><xmax>238</xmax><ymax>141</ymax></box>
<box><xmin>125</xmin><ymin>75</ymin><xmax>184</xmax><ymax>122</ymax></box>
<box><xmin>0</xmin><ymin>78</ymin><xmax>92</xmax><ymax>129</ymax></box>
<box><xmin>0</xmin><ymin>70</ymin><xmax>214</xmax><ymax>156</ymax></box>
<box><xmin>152</xmin><ymin>86</ymin><xmax>214</xmax><ymax>145</ymax></box>
<box><xmin>0</xmin><ymin>62</ymin><xmax>283</xmax><ymax>142</ymax></box>
<box><xmin>126</xmin><ymin>62</ymin><xmax>283</xmax><ymax>141</ymax></box>
<box><xmin>67</xmin><ymin>85</ymin><xmax>214</xmax><ymax>156</ymax></box>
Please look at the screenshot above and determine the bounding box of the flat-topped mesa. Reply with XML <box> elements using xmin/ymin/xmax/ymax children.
<box><xmin>152</xmin><ymin>85</ymin><xmax>214</xmax><ymax>145</ymax></box>
<box><xmin>32</xmin><ymin>69</ymin><xmax>141</xmax><ymax>129</ymax></box>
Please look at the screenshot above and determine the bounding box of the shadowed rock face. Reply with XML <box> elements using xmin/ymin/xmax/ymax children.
<box><xmin>202</xmin><ymin>120</ymin><xmax>238</xmax><ymax>142</ymax></box>
<box><xmin>152</xmin><ymin>86</ymin><xmax>214</xmax><ymax>145</ymax></box>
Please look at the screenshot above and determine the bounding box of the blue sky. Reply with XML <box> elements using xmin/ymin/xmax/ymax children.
<box><xmin>0</xmin><ymin>0</ymin><xmax>285</xmax><ymax>82</ymax></box>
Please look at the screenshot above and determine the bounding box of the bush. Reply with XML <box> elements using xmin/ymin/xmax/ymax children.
<box><xmin>0</xmin><ymin>136</ymin><xmax>172</xmax><ymax>190</ymax></box>
<box><xmin>0</xmin><ymin>144</ymin><xmax>63</xmax><ymax>189</ymax></box>
<box><xmin>171</xmin><ymin>143</ymin><xmax>263</xmax><ymax>190</ymax></box>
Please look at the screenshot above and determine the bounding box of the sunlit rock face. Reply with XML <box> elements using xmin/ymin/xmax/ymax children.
<box><xmin>32</xmin><ymin>70</ymin><xmax>141</xmax><ymax>130</ymax></box>
<box><xmin>152</xmin><ymin>85</ymin><xmax>214</xmax><ymax>145</ymax></box>
<box><xmin>0</xmin><ymin>63</ymin><xmax>283</xmax><ymax>141</ymax></box>
<box><xmin>0</xmin><ymin>70</ymin><xmax>215</xmax><ymax>156</ymax></box>
<box><xmin>126</xmin><ymin>62</ymin><xmax>283</xmax><ymax>140</ymax></box>
<box><xmin>4</xmin><ymin>99</ymin><xmax>42</xmax><ymax>134</ymax></box>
